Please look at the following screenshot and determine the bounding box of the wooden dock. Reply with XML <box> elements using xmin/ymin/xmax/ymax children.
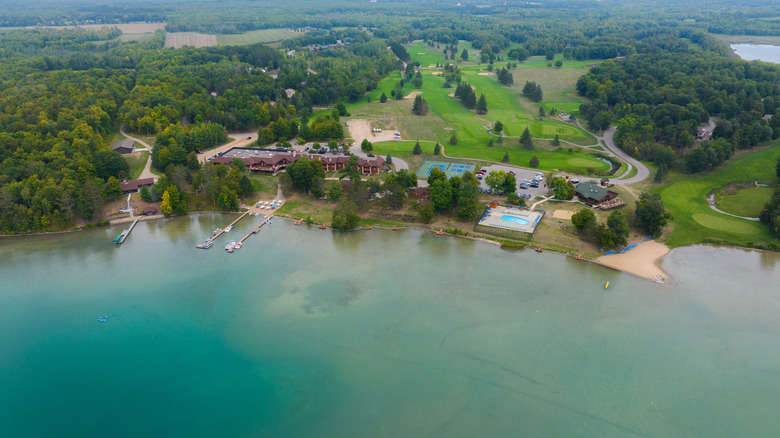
<box><xmin>210</xmin><ymin>211</ymin><xmax>250</xmax><ymax>241</ymax></box>
<box><xmin>231</xmin><ymin>214</ymin><xmax>273</xmax><ymax>251</ymax></box>
<box><xmin>114</xmin><ymin>218</ymin><xmax>139</xmax><ymax>244</ymax></box>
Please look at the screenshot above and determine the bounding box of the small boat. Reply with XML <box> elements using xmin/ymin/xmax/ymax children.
<box><xmin>98</xmin><ymin>315</ymin><xmax>109</xmax><ymax>322</ymax></box>
<box><xmin>234</xmin><ymin>242</ymin><xmax>242</xmax><ymax>250</ymax></box>
<box><xmin>225</xmin><ymin>225</ymin><xmax>233</xmax><ymax>232</ymax></box>
<box><xmin>225</xmin><ymin>240</ymin><xmax>236</xmax><ymax>251</ymax></box>
<box><xmin>197</xmin><ymin>239</ymin><xmax>214</xmax><ymax>249</ymax></box>
<box><xmin>212</xmin><ymin>228</ymin><xmax>222</xmax><ymax>236</ymax></box>
<box><xmin>605</xmin><ymin>282</ymin><xmax>609</xmax><ymax>289</ymax></box>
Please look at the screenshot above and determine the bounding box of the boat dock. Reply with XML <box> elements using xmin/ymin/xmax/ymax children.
<box><xmin>234</xmin><ymin>214</ymin><xmax>273</xmax><ymax>248</ymax></box>
<box><xmin>210</xmin><ymin>211</ymin><xmax>250</xmax><ymax>241</ymax></box>
<box><xmin>113</xmin><ymin>218</ymin><xmax>139</xmax><ymax>244</ymax></box>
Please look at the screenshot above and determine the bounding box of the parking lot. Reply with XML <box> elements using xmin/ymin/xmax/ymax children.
<box><xmin>476</xmin><ymin>164</ymin><xmax>549</xmax><ymax>200</ymax></box>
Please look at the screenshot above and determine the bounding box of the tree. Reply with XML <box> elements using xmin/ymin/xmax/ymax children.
<box><xmin>502</xmin><ymin>173</ymin><xmax>517</xmax><ymax>194</ymax></box>
<box><xmin>413</xmin><ymin>141</ymin><xmax>422</xmax><ymax>155</ymax></box>
<box><xmin>487</xmin><ymin>139</ymin><xmax>493</xmax><ymax>147</ymax></box>
<box><xmin>386</xmin><ymin>154</ymin><xmax>393</xmax><ymax>165</ymax></box>
<box><xmin>554</xmin><ymin>60</ymin><xmax>563</xmax><ymax>68</ymax></box>
<box><xmin>160</xmin><ymin>191</ymin><xmax>173</xmax><ymax>216</ymax></box>
<box><xmin>571</xmin><ymin>208</ymin><xmax>596</xmax><ymax>231</ymax></box>
<box><xmin>520</xmin><ymin>127</ymin><xmax>533</xmax><ymax>149</ymax></box>
<box><xmin>430</xmin><ymin>179</ymin><xmax>453</xmax><ymax>212</ymax></box>
<box><xmin>485</xmin><ymin>170</ymin><xmax>506</xmax><ymax>192</ymax></box>
<box><xmin>332</xmin><ymin>205</ymin><xmax>360</xmax><ymax>232</ymax></box>
<box><xmin>502</xmin><ymin>152</ymin><xmax>509</xmax><ymax>163</ymax></box>
<box><xmin>539</xmin><ymin>107</ymin><xmax>546</xmax><ymax>117</ymax></box>
<box><xmin>336</xmin><ymin>103</ymin><xmax>348</xmax><ymax>116</ymax></box>
<box><xmin>551</xmin><ymin>177</ymin><xmax>576</xmax><ymax>200</ymax></box>
<box><xmin>530</xmin><ymin>155</ymin><xmax>540</xmax><ymax>168</ymax></box>
<box><xmin>418</xmin><ymin>202</ymin><xmax>434</xmax><ymax>223</ymax></box>
<box><xmin>427</xmin><ymin>166</ymin><xmax>447</xmax><ymax>186</ymax></box>
<box><xmin>103</xmin><ymin>176</ymin><xmax>123</xmax><ymax>199</ymax></box>
<box><xmin>606</xmin><ymin>210</ymin><xmax>630</xmax><ymax>246</ymax></box>
<box><xmin>433</xmin><ymin>143</ymin><xmax>441</xmax><ymax>155</ymax></box>
<box><xmin>412</xmin><ymin>94</ymin><xmax>429</xmax><ymax>115</ymax></box>
<box><xmin>328</xmin><ymin>181</ymin><xmax>342</xmax><ymax>201</ymax></box>
<box><xmin>777</xmin><ymin>157</ymin><xmax>780</xmax><ymax>178</ymax></box>
<box><xmin>450</xmin><ymin>134</ymin><xmax>458</xmax><ymax>145</ymax></box>
<box><xmin>460</xmin><ymin>48</ymin><xmax>469</xmax><ymax>61</ymax></box>
<box><xmin>507</xmin><ymin>192</ymin><xmax>526</xmax><ymax>207</ymax></box>
<box><xmin>476</xmin><ymin>94</ymin><xmax>488</xmax><ymax>114</ymax></box>
<box><xmin>380</xmin><ymin>92</ymin><xmax>387</xmax><ymax>103</ymax></box>
<box><xmin>361</xmin><ymin>138</ymin><xmax>373</xmax><ymax>152</ymax></box>
<box><xmin>140</xmin><ymin>186</ymin><xmax>152</xmax><ymax>202</ymax></box>
<box><xmin>551</xmin><ymin>134</ymin><xmax>560</xmax><ymax>146</ymax></box>
<box><xmin>456</xmin><ymin>180</ymin><xmax>479</xmax><ymax>220</ymax></box>
<box><xmin>634</xmin><ymin>193</ymin><xmax>672</xmax><ymax>237</ymax></box>
<box><xmin>493</xmin><ymin>121</ymin><xmax>503</xmax><ymax>134</ymax></box>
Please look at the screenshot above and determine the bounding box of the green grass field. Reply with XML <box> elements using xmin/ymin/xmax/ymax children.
<box><xmin>216</xmin><ymin>28</ymin><xmax>300</xmax><ymax>45</ymax></box>
<box><xmin>656</xmin><ymin>143</ymin><xmax>780</xmax><ymax>248</ymax></box>
<box><xmin>124</xmin><ymin>151</ymin><xmax>149</xmax><ymax>179</ymax></box>
<box><xmin>716</xmin><ymin>186</ymin><xmax>775</xmax><ymax>217</ymax></box>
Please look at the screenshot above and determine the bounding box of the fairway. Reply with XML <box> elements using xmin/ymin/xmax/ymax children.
<box><xmin>657</xmin><ymin>142</ymin><xmax>780</xmax><ymax>247</ymax></box>
<box><xmin>716</xmin><ymin>186</ymin><xmax>775</xmax><ymax>217</ymax></box>
<box><xmin>692</xmin><ymin>214</ymin><xmax>764</xmax><ymax>234</ymax></box>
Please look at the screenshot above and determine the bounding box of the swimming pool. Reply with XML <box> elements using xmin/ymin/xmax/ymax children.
<box><xmin>501</xmin><ymin>215</ymin><xmax>530</xmax><ymax>225</ymax></box>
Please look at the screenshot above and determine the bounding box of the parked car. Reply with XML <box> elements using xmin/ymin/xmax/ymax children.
<box><xmin>571</xmin><ymin>179</ymin><xmax>580</xmax><ymax>184</ymax></box>
<box><xmin>520</xmin><ymin>183</ymin><xmax>528</xmax><ymax>189</ymax></box>
<box><xmin>508</xmin><ymin>171</ymin><xmax>515</xmax><ymax>175</ymax></box>
<box><xmin>304</xmin><ymin>146</ymin><xmax>310</xmax><ymax>151</ymax></box>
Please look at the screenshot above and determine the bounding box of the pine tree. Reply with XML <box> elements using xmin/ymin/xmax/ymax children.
<box><xmin>461</xmin><ymin>48</ymin><xmax>469</xmax><ymax>60</ymax></box>
<box><xmin>551</xmin><ymin>134</ymin><xmax>560</xmax><ymax>146</ymax></box>
<box><xmin>530</xmin><ymin>155</ymin><xmax>539</xmax><ymax>168</ymax></box>
<box><xmin>520</xmin><ymin>127</ymin><xmax>533</xmax><ymax>150</ymax></box>
<box><xmin>386</xmin><ymin>154</ymin><xmax>393</xmax><ymax>165</ymax></box>
<box><xmin>487</xmin><ymin>139</ymin><xmax>494</xmax><ymax>147</ymax></box>
<box><xmin>380</xmin><ymin>92</ymin><xmax>387</xmax><ymax>103</ymax></box>
<box><xmin>433</xmin><ymin>143</ymin><xmax>441</xmax><ymax>155</ymax></box>
<box><xmin>413</xmin><ymin>141</ymin><xmax>422</xmax><ymax>155</ymax></box>
<box><xmin>449</xmin><ymin>134</ymin><xmax>458</xmax><ymax>145</ymax></box>
<box><xmin>502</xmin><ymin>152</ymin><xmax>509</xmax><ymax>163</ymax></box>
<box><xmin>476</xmin><ymin>94</ymin><xmax>488</xmax><ymax>114</ymax></box>
<box><xmin>412</xmin><ymin>95</ymin><xmax>429</xmax><ymax>115</ymax></box>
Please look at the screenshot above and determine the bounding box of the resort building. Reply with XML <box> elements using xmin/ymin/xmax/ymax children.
<box><xmin>211</xmin><ymin>147</ymin><xmax>385</xmax><ymax>175</ymax></box>
<box><xmin>575</xmin><ymin>182</ymin><xmax>618</xmax><ymax>205</ymax></box>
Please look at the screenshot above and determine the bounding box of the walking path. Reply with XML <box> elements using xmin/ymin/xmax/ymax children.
<box><xmin>120</xmin><ymin>127</ymin><xmax>158</xmax><ymax>180</ymax></box>
<box><xmin>706</xmin><ymin>192</ymin><xmax>760</xmax><ymax>221</ymax></box>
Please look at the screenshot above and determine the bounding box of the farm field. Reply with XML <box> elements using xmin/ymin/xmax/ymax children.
<box><xmin>216</xmin><ymin>28</ymin><xmax>299</xmax><ymax>45</ymax></box>
<box><xmin>165</xmin><ymin>32</ymin><xmax>217</xmax><ymax>48</ymax></box>
<box><xmin>657</xmin><ymin>142</ymin><xmax>780</xmax><ymax>248</ymax></box>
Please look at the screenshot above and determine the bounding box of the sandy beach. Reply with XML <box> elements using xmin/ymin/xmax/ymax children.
<box><xmin>553</xmin><ymin>210</ymin><xmax>574</xmax><ymax>220</ymax></box>
<box><xmin>596</xmin><ymin>241</ymin><xmax>670</xmax><ymax>280</ymax></box>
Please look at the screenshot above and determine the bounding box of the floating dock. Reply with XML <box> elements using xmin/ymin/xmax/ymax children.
<box><xmin>113</xmin><ymin>218</ymin><xmax>139</xmax><ymax>244</ymax></box>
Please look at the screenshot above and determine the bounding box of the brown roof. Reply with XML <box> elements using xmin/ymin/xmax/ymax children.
<box><xmin>120</xmin><ymin>178</ymin><xmax>155</xmax><ymax>192</ymax></box>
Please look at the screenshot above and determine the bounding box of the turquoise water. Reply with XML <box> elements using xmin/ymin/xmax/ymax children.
<box><xmin>1</xmin><ymin>214</ymin><xmax>780</xmax><ymax>437</ymax></box>
<box><xmin>501</xmin><ymin>215</ymin><xmax>530</xmax><ymax>224</ymax></box>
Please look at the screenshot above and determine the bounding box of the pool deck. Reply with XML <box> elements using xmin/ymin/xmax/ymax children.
<box><xmin>479</xmin><ymin>206</ymin><xmax>544</xmax><ymax>233</ymax></box>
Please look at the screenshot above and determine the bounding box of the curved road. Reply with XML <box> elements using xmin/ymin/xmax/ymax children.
<box><xmin>121</xmin><ymin>127</ymin><xmax>159</xmax><ymax>180</ymax></box>
<box><xmin>575</xmin><ymin>122</ymin><xmax>650</xmax><ymax>185</ymax></box>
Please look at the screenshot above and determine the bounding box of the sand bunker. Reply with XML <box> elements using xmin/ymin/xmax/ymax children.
<box><xmin>431</xmin><ymin>71</ymin><xmax>442</xmax><ymax>76</ymax></box>
<box><xmin>478</xmin><ymin>72</ymin><xmax>494</xmax><ymax>76</ymax></box>
<box><xmin>448</xmin><ymin>93</ymin><xmax>455</xmax><ymax>97</ymax></box>
<box><xmin>596</xmin><ymin>241</ymin><xmax>670</xmax><ymax>280</ymax></box>
<box><xmin>404</xmin><ymin>91</ymin><xmax>423</xmax><ymax>99</ymax></box>
<box><xmin>553</xmin><ymin>210</ymin><xmax>575</xmax><ymax>220</ymax></box>
<box><xmin>417</xmin><ymin>53</ymin><xmax>426</xmax><ymax>55</ymax></box>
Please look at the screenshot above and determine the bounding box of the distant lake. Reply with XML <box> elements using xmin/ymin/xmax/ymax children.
<box><xmin>731</xmin><ymin>43</ymin><xmax>780</xmax><ymax>63</ymax></box>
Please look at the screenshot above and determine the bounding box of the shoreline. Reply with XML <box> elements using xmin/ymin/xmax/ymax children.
<box><xmin>595</xmin><ymin>241</ymin><xmax>670</xmax><ymax>282</ymax></box>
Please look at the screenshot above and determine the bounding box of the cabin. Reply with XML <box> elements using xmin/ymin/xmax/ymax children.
<box><xmin>112</xmin><ymin>140</ymin><xmax>135</xmax><ymax>154</ymax></box>
<box><xmin>120</xmin><ymin>178</ymin><xmax>155</xmax><ymax>194</ymax></box>
<box><xmin>143</xmin><ymin>206</ymin><xmax>157</xmax><ymax>216</ymax></box>
<box><xmin>576</xmin><ymin>182</ymin><xmax>617</xmax><ymax>205</ymax></box>
<box><xmin>409</xmin><ymin>187</ymin><xmax>430</xmax><ymax>199</ymax></box>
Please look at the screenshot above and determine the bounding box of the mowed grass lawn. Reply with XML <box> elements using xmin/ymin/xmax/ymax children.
<box><xmin>371</xmin><ymin>140</ymin><xmax>609</xmax><ymax>175</ymax></box>
<box><xmin>657</xmin><ymin>143</ymin><xmax>780</xmax><ymax>248</ymax></box>
<box><xmin>716</xmin><ymin>186</ymin><xmax>775</xmax><ymax>217</ymax></box>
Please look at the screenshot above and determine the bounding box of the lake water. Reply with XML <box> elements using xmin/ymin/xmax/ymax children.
<box><xmin>1</xmin><ymin>214</ymin><xmax>780</xmax><ymax>437</ymax></box>
<box><xmin>731</xmin><ymin>43</ymin><xmax>780</xmax><ymax>63</ymax></box>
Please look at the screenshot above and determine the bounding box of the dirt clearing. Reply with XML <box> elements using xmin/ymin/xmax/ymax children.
<box><xmin>347</xmin><ymin>119</ymin><xmax>399</xmax><ymax>144</ymax></box>
<box><xmin>404</xmin><ymin>91</ymin><xmax>423</xmax><ymax>99</ymax></box>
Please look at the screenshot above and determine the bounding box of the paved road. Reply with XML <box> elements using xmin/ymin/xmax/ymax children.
<box><xmin>120</xmin><ymin>127</ymin><xmax>158</xmax><ymax>180</ymax></box>
<box><xmin>348</xmin><ymin>142</ymin><xmax>409</xmax><ymax>171</ymax></box>
<box><xmin>575</xmin><ymin>122</ymin><xmax>650</xmax><ymax>185</ymax></box>
<box><xmin>706</xmin><ymin>192</ymin><xmax>760</xmax><ymax>221</ymax></box>
<box><xmin>199</xmin><ymin>132</ymin><xmax>258</xmax><ymax>163</ymax></box>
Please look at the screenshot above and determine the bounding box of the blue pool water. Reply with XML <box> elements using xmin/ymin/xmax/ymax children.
<box><xmin>501</xmin><ymin>215</ymin><xmax>529</xmax><ymax>224</ymax></box>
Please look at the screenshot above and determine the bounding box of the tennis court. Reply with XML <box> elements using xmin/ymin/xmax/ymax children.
<box><xmin>416</xmin><ymin>159</ymin><xmax>476</xmax><ymax>179</ymax></box>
